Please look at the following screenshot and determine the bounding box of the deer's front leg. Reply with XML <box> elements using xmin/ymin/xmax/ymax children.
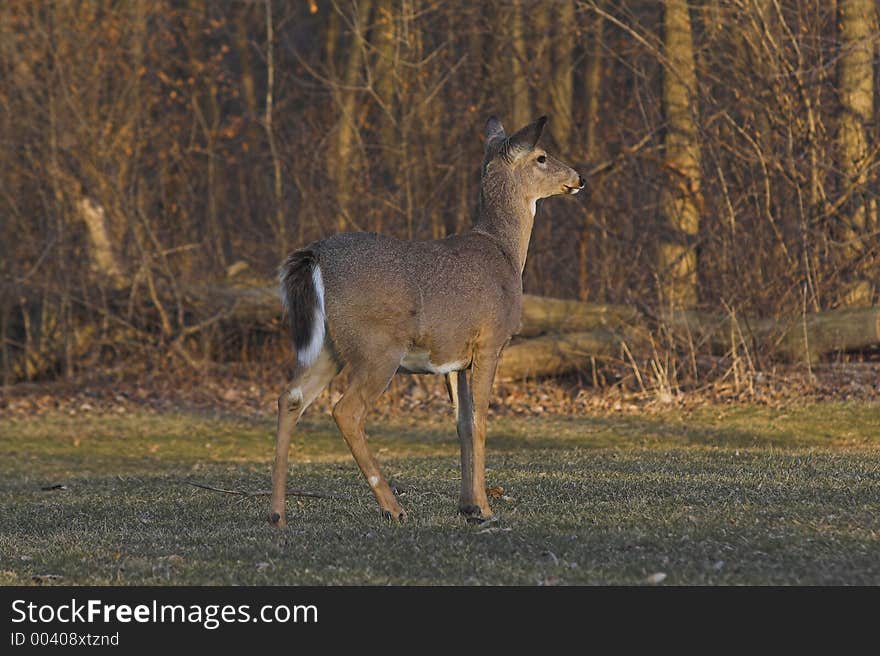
<box><xmin>456</xmin><ymin>352</ymin><xmax>498</xmax><ymax>521</ymax></box>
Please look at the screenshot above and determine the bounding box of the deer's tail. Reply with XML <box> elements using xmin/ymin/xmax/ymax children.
<box><xmin>279</xmin><ymin>248</ymin><xmax>325</xmax><ymax>367</ymax></box>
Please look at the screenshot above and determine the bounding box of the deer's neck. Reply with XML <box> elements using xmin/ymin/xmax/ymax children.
<box><xmin>473</xmin><ymin>185</ymin><xmax>536</xmax><ymax>274</ymax></box>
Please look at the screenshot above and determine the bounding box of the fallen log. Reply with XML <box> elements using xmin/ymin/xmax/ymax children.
<box><xmin>786</xmin><ymin>307</ymin><xmax>880</xmax><ymax>360</ymax></box>
<box><xmin>668</xmin><ymin>306</ymin><xmax>880</xmax><ymax>362</ymax></box>
<box><xmin>496</xmin><ymin>329</ymin><xmax>623</xmax><ymax>382</ymax></box>
<box><xmin>518</xmin><ymin>294</ymin><xmax>639</xmax><ymax>337</ymax></box>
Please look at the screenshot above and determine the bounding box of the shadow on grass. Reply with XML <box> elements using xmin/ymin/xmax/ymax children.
<box><xmin>2</xmin><ymin>404</ymin><xmax>877</xmax><ymax>487</ymax></box>
<box><xmin>369</xmin><ymin>409</ymin><xmax>878</xmax><ymax>453</ymax></box>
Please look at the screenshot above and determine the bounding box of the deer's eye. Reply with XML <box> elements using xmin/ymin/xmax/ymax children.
<box><xmin>537</xmin><ymin>155</ymin><xmax>547</xmax><ymax>164</ymax></box>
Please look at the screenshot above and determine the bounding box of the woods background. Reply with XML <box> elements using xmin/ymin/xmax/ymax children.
<box><xmin>1</xmin><ymin>0</ymin><xmax>878</xmax><ymax>392</ymax></box>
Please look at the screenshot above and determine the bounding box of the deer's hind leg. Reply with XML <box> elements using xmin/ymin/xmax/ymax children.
<box><xmin>269</xmin><ymin>347</ymin><xmax>338</xmax><ymax>527</ymax></box>
<box><xmin>332</xmin><ymin>350</ymin><xmax>406</xmax><ymax>521</ymax></box>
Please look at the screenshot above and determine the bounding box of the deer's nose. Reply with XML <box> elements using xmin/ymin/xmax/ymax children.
<box><xmin>578</xmin><ymin>175</ymin><xmax>586</xmax><ymax>188</ymax></box>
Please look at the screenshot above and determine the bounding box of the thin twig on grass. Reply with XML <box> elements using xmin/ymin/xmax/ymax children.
<box><xmin>184</xmin><ymin>480</ymin><xmax>347</xmax><ymax>501</ymax></box>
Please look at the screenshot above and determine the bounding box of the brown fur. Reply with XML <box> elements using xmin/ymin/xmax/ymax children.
<box><xmin>269</xmin><ymin>116</ymin><xmax>583</xmax><ymax>526</ymax></box>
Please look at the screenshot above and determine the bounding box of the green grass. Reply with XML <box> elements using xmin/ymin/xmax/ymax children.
<box><xmin>1</xmin><ymin>402</ymin><xmax>879</xmax><ymax>585</ymax></box>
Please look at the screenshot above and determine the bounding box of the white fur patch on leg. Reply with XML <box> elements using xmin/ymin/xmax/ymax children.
<box><xmin>399</xmin><ymin>350</ymin><xmax>466</xmax><ymax>375</ymax></box>
<box><xmin>368</xmin><ymin>476</ymin><xmax>380</xmax><ymax>488</ymax></box>
<box><xmin>296</xmin><ymin>265</ymin><xmax>326</xmax><ymax>367</ymax></box>
<box><xmin>288</xmin><ymin>387</ymin><xmax>303</xmax><ymax>404</ymax></box>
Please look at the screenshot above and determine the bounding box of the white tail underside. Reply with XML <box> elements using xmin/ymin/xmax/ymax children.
<box><xmin>297</xmin><ymin>265</ymin><xmax>326</xmax><ymax>367</ymax></box>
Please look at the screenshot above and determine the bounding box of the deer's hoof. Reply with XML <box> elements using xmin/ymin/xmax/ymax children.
<box><xmin>459</xmin><ymin>505</ymin><xmax>494</xmax><ymax>524</ymax></box>
<box><xmin>268</xmin><ymin>511</ymin><xmax>286</xmax><ymax>528</ymax></box>
<box><xmin>381</xmin><ymin>508</ymin><xmax>407</xmax><ymax>523</ymax></box>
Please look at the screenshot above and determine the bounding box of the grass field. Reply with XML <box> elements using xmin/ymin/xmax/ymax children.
<box><xmin>1</xmin><ymin>402</ymin><xmax>878</xmax><ymax>585</ymax></box>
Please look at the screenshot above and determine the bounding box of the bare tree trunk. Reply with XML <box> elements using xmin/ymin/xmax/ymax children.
<box><xmin>77</xmin><ymin>198</ymin><xmax>127</xmax><ymax>289</ymax></box>
<box><xmin>324</xmin><ymin>2</ymin><xmax>339</xmax><ymax>72</ymax></box>
<box><xmin>510</xmin><ymin>0</ymin><xmax>530</xmax><ymax>129</ymax></box>
<box><xmin>579</xmin><ymin>10</ymin><xmax>603</xmax><ymax>301</ymax></box>
<box><xmin>234</xmin><ymin>4</ymin><xmax>258</xmax><ymax>238</ymax></box>
<box><xmin>331</xmin><ymin>0</ymin><xmax>373</xmax><ymax>232</ymax></box>
<box><xmin>549</xmin><ymin>0</ymin><xmax>574</xmax><ymax>153</ymax></box>
<box><xmin>659</xmin><ymin>0</ymin><xmax>702</xmax><ymax>310</ymax></box>
<box><xmin>236</xmin><ymin>4</ymin><xmax>258</xmax><ymax>118</ymax></box>
<box><xmin>372</xmin><ymin>0</ymin><xmax>397</xmax><ymax>149</ymax></box>
<box><xmin>187</xmin><ymin>0</ymin><xmax>226</xmax><ymax>267</ymax></box>
<box><xmin>264</xmin><ymin>0</ymin><xmax>285</xmax><ymax>258</ymax></box>
<box><xmin>837</xmin><ymin>0</ymin><xmax>877</xmax><ymax>304</ymax></box>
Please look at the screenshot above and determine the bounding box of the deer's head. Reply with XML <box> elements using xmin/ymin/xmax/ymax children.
<box><xmin>482</xmin><ymin>116</ymin><xmax>584</xmax><ymax>208</ymax></box>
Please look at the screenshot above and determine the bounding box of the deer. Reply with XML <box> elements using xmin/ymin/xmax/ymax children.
<box><xmin>269</xmin><ymin>115</ymin><xmax>584</xmax><ymax>527</ymax></box>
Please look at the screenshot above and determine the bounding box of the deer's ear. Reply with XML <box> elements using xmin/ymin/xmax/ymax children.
<box><xmin>484</xmin><ymin>116</ymin><xmax>507</xmax><ymax>154</ymax></box>
<box><xmin>502</xmin><ymin>116</ymin><xmax>547</xmax><ymax>162</ymax></box>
